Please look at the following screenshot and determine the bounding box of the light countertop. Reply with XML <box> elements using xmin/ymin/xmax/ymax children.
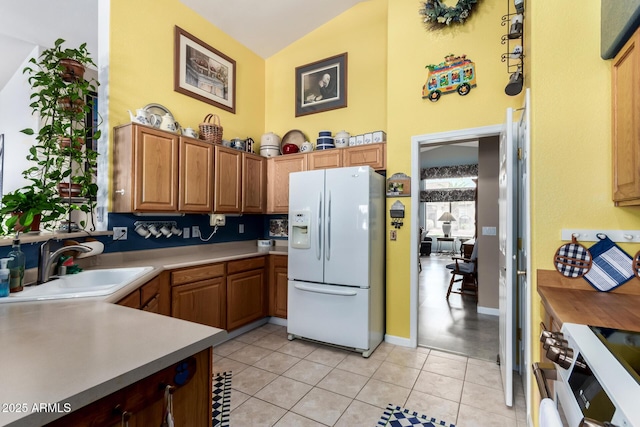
<box><xmin>0</xmin><ymin>239</ymin><xmax>287</xmax><ymax>426</ymax></box>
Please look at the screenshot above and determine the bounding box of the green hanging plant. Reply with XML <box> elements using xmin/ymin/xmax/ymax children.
<box><xmin>419</xmin><ymin>0</ymin><xmax>481</xmax><ymax>30</ymax></box>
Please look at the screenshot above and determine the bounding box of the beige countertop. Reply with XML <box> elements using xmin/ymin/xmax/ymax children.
<box><xmin>0</xmin><ymin>239</ymin><xmax>287</xmax><ymax>426</ymax></box>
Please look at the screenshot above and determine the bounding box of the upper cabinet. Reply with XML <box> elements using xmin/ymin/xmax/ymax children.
<box><xmin>267</xmin><ymin>153</ymin><xmax>307</xmax><ymax>213</ymax></box>
<box><xmin>214</xmin><ymin>145</ymin><xmax>266</xmax><ymax>213</ymax></box>
<box><xmin>112</xmin><ymin>124</ymin><xmax>214</xmax><ymax>213</ymax></box>
<box><xmin>343</xmin><ymin>144</ymin><xmax>386</xmax><ymax>170</ymax></box>
<box><xmin>612</xmin><ymin>28</ymin><xmax>640</xmax><ymax>206</ymax></box>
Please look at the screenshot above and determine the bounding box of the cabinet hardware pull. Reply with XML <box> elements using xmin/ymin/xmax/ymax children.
<box><xmin>115</xmin><ymin>189</ymin><xmax>125</xmax><ymax>195</ymax></box>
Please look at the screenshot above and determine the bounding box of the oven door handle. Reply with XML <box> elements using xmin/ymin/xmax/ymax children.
<box><xmin>532</xmin><ymin>362</ymin><xmax>557</xmax><ymax>400</ymax></box>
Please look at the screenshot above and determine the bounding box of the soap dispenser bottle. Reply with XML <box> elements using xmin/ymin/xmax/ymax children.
<box><xmin>0</xmin><ymin>258</ymin><xmax>10</xmax><ymax>297</ymax></box>
<box><xmin>7</xmin><ymin>237</ymin><xmax>25</xmax><ymax>292</ymax></box>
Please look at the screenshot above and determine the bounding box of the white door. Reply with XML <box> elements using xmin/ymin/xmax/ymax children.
<box><xmin>288</xmin><ymin>169</ymin><xmax>325</xmax><ymax>283</ymax></box>
<box><xmin>499</xmin><ymin>108</ymin><xmax>516</xmax><ymax>407</ymax></box>
<box><xmin>517</xmin><ymin>89</ymin><xmax>532</xmax><ymax>416</ymax></box>
<box><xmin>324</xmin><ymin>167</ymin><xmax>372</xmax><ymax>287</ymax></box>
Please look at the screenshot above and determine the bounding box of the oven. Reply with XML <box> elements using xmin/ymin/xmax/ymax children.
<box><xmin>533</xmin><ymin>323</ymin><xmax>640</xmax><ymax>427</ymax></box>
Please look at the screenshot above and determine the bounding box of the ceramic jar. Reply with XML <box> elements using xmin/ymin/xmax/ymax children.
<box><xmin>335</xmin><ymin>130</ymin><xmax>350</xmax><ymax>148</ymax></box>
<box><xmin>261</xmin><ymin>132</ymin><xmax>281</xmax><ymax>147</ymax></box>
<box><xmin>300</xmin><ymin>141</ymin><xmax>314</xmax><ymax>153</ymax></box>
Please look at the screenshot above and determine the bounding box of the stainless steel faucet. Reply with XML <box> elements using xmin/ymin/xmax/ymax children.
<box><xmin>38</xmin><ymin>240</ymin><xmax>92</xmax><ymax>284</ymax></box>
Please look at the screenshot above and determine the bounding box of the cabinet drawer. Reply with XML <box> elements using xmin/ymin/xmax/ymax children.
<box><xmin>227</xmin><ymin>256</ymin><xmax>266</xmax><ymax>274</ymax></box>
<box><xmin>272</xmin><ymin>254</ymin><xmax>288</xmax><ymax>268</ymax></box>
<box><xmin>172</xmin><ymin>263</ymin><xmax>225</xmax><ymax>285</ymax></box>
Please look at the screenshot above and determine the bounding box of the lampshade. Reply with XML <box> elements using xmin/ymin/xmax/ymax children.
<box><xmin>438</xmin><ymin>212</ymin><xmax>456</xmax><ymax>222</ymax></box>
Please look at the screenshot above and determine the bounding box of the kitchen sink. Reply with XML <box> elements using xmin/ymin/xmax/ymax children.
<box><xmin>0</xmin><ymin>266</ymin><xmax>154</xmax><ymax>303</ymax></box>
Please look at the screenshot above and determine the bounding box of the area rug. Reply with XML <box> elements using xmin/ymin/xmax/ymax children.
<box><xmin>212</xmin><ymin>371</ymin><xmax>231</xmax><ymax>427</ymax></box>
<box><xmin>377</xmin><ymin>404</ymin><xmax>456</xmax><ymax>427</ymax></box>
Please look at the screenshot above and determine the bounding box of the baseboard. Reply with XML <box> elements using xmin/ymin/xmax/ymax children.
<box><xmin>384</xmin><ymin>334</ymin><xmax>413</xmax><ymax>348</ymax></box>
<box><xmin>477</xmin><ymin>306</ymin><xmax>499</xmax><ymax>316</ymax></box>
<box><xmin>268</xmin><ymin>317</ymin><xmax>287</xmax><ymax>327</ymax></box>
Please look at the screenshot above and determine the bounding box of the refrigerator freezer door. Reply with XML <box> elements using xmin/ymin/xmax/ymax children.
<box><xmin>324</xmin><ymin>167</ymin><xmax>372</xmax><ymax>287</ymax></box>
<box><xmin>288</xmin><ymin>169</ymin><xmax>325</xmax><ymax>283</ymax></box>
<box><xmin>288</xmin><ymin>281</ymin><xmax>370</xmax><ymax>350</ymax></box>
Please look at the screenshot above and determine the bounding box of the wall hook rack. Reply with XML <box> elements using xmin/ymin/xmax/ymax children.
<box><xmin>561</xmin><ymin>229</ymin><xmax>640</xmax><ymax>243</ymax></box>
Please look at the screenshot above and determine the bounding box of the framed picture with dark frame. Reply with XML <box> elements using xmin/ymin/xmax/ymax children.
<box><xmin>295</xmin><ymin>53</ymin><xmax>347</xmax><ymax>117</ymax></box>
<box><xmin>174</xmin><ymin>26</ymin><xmax>236</xmax><ymax>114</ymax></box>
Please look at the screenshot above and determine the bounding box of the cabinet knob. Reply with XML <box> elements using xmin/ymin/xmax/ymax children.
<box><xmin>115</xmin><ymin>189</ymin><xmax>125</xmax><ymax>195</ymax></box>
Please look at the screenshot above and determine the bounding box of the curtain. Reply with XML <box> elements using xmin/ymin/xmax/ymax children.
<box><xmin>421</xmin><ymin>164</ymin><xmax>478</xmax><ymax>180</ymax></box>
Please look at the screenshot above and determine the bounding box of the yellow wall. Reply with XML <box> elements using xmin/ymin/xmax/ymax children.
<box><xmin>265</xmin><ymin>0</ymin><xmax>388</xmax><ymax>143</ymax></box>
<box><xmin>109</xmin><ymin>0</ymin><xmax>265</xmax><ymax>147</ymax></box>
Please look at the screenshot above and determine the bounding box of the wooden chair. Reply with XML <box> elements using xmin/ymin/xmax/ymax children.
<box><xmin>445</xmin><ymin>241</ymin><xmax>478</xmax><ymax>301</ymax></box>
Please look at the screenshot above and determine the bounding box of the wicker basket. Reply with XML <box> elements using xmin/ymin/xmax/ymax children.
<box><xmin>199</xmin><ymin>114</ymin><xmax>223</xmax><ymax>144</ymax></box>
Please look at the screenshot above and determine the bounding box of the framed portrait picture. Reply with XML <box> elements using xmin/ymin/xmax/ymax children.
<box><xmin>295</xmin><ymin>53</ymin><xmax>347</xmax><ymax>117</ymax></box>
<box><xmin>174</xmin><ymin>26</ymin><xmax>236</xmax><ymax>113</ymax></box>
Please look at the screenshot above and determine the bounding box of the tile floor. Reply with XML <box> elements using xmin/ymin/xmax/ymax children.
<box><xmin>214</xmin><ymin>324</ymin><xmax>527</xmax><ymax>426</ymax></box>
<box><xmin>418</xmin><ymin>254</ymin><xmax>500</xmax><ymax>361</ymax></box>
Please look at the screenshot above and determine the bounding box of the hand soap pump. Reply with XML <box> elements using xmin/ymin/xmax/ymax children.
<box><xmin>7</xmin><ymin>237</ymin><xmax>25</xmax><ymax>292</ymax></box>
<box><xmin>0</xmin><ymin>258</ymin><xmax>10</xmax><ymax>297</ymax></box>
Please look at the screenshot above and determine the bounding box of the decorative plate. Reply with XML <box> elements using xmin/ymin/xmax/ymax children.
<box><xmin>281</xmin><ymin>129</ymin><xmax>306</xmax><ymax>148</ymax></box>
<box><xmin>143</xmin><ymin>103</ymin><xmax>174</xmax><ymax>118</ymax></box>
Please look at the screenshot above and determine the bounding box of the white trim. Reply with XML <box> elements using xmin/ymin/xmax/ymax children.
<box><xmin>411</xmin><ymin>124</ymin><xmax>502</xmax><ymax>348</ymax></box>
<box><xmin>384</xmin><ymin>334</ymin><xmax>413</xmax><ymax>348</ymax></box>
<box><xmin>477</xmin><ymin>306</ymin><xmax>500</xmax><ymax>316</ymax></box>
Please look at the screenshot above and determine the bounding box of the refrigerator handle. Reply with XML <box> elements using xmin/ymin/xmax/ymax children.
<box><xmin>317</xmin><ymin>192</ymin><xmax>322</xmax><ymax>260</ymax></box>
<box><xmin>326</xmin><ymin>190</ymin><xmax>331</xmax><ymax>261</ymax></box>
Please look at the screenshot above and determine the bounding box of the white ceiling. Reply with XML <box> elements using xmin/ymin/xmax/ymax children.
<box><xmin>0</xmin><ymin>0</ymin><xmax>366</xmax><ymax>92</ymax></box>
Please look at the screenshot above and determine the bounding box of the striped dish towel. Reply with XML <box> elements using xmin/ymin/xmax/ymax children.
<box><xmin>584</xmin><ymin>235</ymin><xmax>634</xmax><ymax>292</ymax></box>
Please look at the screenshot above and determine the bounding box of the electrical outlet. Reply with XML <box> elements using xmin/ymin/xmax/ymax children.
<box><xmin>239</xmin><ymin>224</ymin><xmax>244</xmax><ymax>234</ymax></box>
<box><xmin>113</xmin><ymin>227</ymin><xmax>128</xmax><ymax>240</ymax></box>
<box><xmin>211</xmin><ymin>214</ymin><xmax>226</xmax><ymax>226</ymax></box>
<box><xmin>183</xmin><ymin>227</ymin><xmax>190</xmax><ymax>239</ymax></box>
<box><xmin>390</xmin><ymin>230</ymin><xmax>397</xmax><ymax>241</ymax></box>
<box><xmin>192</xmin><ymin>225</ymin><xmax>200</xmax><ymax>238</ymax></box>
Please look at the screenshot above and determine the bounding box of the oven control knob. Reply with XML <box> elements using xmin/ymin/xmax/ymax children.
<box><xmin>541</xmin><ymin>336</ymin><xmax>569</xmax><ymax>350</ymax></box>
<box><xmin>546</xmin><ymin>345</ymin><xmax>574</xmax><ymax>370</ymax></box>
<box><xmin>539</xmin><ymin>322</ymin><xmax>564</xmax><ymax>342</ymax></box>
<box><xmin>580</xmin><ymin>417</ymin><xmax>619</xmax><ymax>427</ymax></box>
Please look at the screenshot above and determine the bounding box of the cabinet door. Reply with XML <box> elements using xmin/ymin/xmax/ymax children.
<box><xmin>612</xmin><ymin>30</ymin><xmax>640</xmax><ymax>205</ymax></box>
<box><xmin>227</xmin><ymin>269</ymin><xmax>266</xmax><ymax>330</ymax></box>
<box><xmin>171</xmin><ymin>278</ymin><xmax>226</xmax><ymax>329</ymax></box>
<box><xmin>267</xmin><ymin>154</ymin><xmax>307</xmax><ymax>213</ymax></box>
<box><xmin>214</xmin><ymin>146</ymin><xmax>242</xmax><ymax>213</ymax></box>
<box><xmin>342</xmin><ymin>144</ymin><xmax>386</xmax><ymax>170</ymax></box>
<box><xmin>141</xmin><ymin>294</ymin><xmax>160</xmax><ymax>313</ymax></box>
<box><xmin>133</xmin><ymin>126</ymin><xmax>180</xmax><ymax>211</ymax></box>
<box><xmin>242</xmin><ymin>153</ymin><xmax>267</xmax><ymax>213</ymax></box>
<box><xmin>117</xmin><ymin>290</ymin><xmax>141</xmax><ymax>309</ymax></box>
<box><xmin>179</xmin><ymin>137</ymin><xmax>214</xmax><ymax>212</ymax></box>
<box><xmin>269</xmin><ymin>255</ymin><xmax>288</xmax><ymax>318</ymax></box>
<box><xmin>308</xmin><ymin>150</ymin><xmax>343</xmax><ymax>170</ymax></box>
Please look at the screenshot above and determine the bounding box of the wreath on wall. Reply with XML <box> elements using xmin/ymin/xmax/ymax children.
<box><xmin>419</xmin><ymin>0</ymin><xmax>481</xmax><ymax>30</ymax></box>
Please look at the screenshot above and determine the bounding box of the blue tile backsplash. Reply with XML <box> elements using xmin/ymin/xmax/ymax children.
<box><xmin>0</xmin><ymin>213</ymin><xmax>289</xmax><ymax>269</ymax></box>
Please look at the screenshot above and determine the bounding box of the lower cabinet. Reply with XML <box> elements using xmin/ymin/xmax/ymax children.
<box><xmin>171</xmin><ymin>263</ymin><xmax>226</xmax><ymax>329</ymax></box>
<box><xmin>117</xmin><ymin>274</ymin><xmax>169</xmax><ymax>316</ymax></box>
<box><xmin>269</xmin><ymin>255</ymin><xmax>288</xmax><ymax>318</ymax></box>
<box><xmin>227</xmin><ymin>257</ymin><xmax>267</xmax><ymax>331</ymax></box>
<box><xmin>45</xmin><ymin>348</ymin><xmax>212</xmax><ymax>427</ymax></box>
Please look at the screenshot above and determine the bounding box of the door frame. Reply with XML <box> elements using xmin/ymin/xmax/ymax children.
<box><xmin>410</xmin><ymin>124</ymin><xmax>503</xmax><ymax>347</ymax></box>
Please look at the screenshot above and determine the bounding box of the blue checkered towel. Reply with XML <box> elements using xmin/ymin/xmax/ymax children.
<box><xmin>584</xmin><ymin>235</ymin><xmax>634</xmax><ymax>292</ymax></box>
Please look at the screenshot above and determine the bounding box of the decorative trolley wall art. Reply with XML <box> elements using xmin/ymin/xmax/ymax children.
<box><xmin>422</xmin><ymin>54</ymin><xmax>476</xmax><ymax>102</ymax></box>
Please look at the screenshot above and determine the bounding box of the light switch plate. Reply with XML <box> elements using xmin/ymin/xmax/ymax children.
<box><xmin>390</xmin><ymin>230</ymin><xmax>397</xmax><ymax>241</ymax></box>
<box><xmin>482</xmin><ymin>226</ymin><xmax>497</xmax><ymax>236</ymax></box>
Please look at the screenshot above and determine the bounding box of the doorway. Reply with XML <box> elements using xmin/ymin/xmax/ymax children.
<box><xmin>410</xmin><ymin>125</ymin><xmax>503</xmax><ymax>357</ymax></box>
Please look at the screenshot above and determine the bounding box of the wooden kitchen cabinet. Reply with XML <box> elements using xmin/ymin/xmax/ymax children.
<box><xmin>45</xmin><ymin>348</ymin><xmax>212</xmax><ymax>427</ymax></box>
<box><xmin>612</xmin><ymin>28</ymin><xmax>640</xmax><ymax>206</ymax></box>
<box><xmin>112</xmin><ymin>124</ymin><xmax>214</xmax><ymax>213</ymax></box>
<box><xmin>179</xmin><ymin>136</ymin><xmax>214</xmax><ymax>212</ymax></box>
<box><xmin>267</xmin><ymin>153</ymin><xmax>307</xmax><ymax>213</ymax></box>
<box><xmin>268</xmin><ymin>255</ymin><xmax>288</xmax><ymax>318</ymax></box>
<box><xmin>214</xmin><ymin>146</ymin><xmax>266</xmax><ymax>213</ymax></box>
<box><xmin>227</xmin><ymin>257</ymin><xmax>266</xmax><ymax>331</ymax></box>
<box><xmin>343</xmin><ymin>143</ymin><xmax>386</xmax><ymax>170</ymax></box>
<box><xmin>308</xmin><ymin>149</ymin><xmax>343</xmax><ymax>170</ymax></box>
<box><xmin>171</xmin><ymin>263</ymin><xmax>226</xmax><ymax>329</ymax></box>
<box><xmin>116</xmin><ymin>274</ymin><xmax>169</xmax><ymax>316</ymax></box>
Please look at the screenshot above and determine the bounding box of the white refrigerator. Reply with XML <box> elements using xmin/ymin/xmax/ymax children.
<box><xmin>287</xmin><ymin>166</ymin><xmax>385</xmax><ymax>357</ymax></box>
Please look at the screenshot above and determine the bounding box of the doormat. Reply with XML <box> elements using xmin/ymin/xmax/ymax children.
<box><xmin>377</xmin><ymin>404</ymin><xmax>456</xmax><ymax>427</ymax></box>
<box><xmin>212</xmin><ymin>371</ymin><xmax>231</xmax><ymax>427</ymax></box>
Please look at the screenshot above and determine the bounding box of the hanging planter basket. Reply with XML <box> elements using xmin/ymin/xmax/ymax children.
<box><xmin>59</xmin><ymin>58</ymin><xmax>86</xmax><ymax>82</ymax></box>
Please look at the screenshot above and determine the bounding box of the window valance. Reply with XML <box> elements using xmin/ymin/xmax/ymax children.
<box><xmin>421</xmin><ymin>188</ymin><xmax>476</xmax><ymax>202</ymax></box>
<box><xmin>421</xmin><ymin>164</ymin><xmax>478</xmax><ymax>180</ymax></box>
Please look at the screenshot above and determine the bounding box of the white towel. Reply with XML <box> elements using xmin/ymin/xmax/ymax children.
<box><xmin>539</xmin><ymin>398</ymin><xmax>563</xmax><ymax>427</ymax></box>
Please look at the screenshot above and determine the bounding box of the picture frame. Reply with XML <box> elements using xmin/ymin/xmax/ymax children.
<box><xmin>386</xmin><ymin>173</ymin><xmax>411</xmax><ymax>197</ymax></box>
<box><xmin>295</xmin><ymin>53</ymin><xmax>347</xmax><ymax>117</ymax></box>
<box><xmin>174</xmin><ymin>26</ymin><xmax>236</xmax><ymax>113</ymax></box>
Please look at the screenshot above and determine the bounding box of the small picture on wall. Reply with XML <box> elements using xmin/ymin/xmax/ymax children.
<box><xmin>269</xmin><ymin>219</ymin><xmax>288</xmax><ymax>237</ymax></box>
